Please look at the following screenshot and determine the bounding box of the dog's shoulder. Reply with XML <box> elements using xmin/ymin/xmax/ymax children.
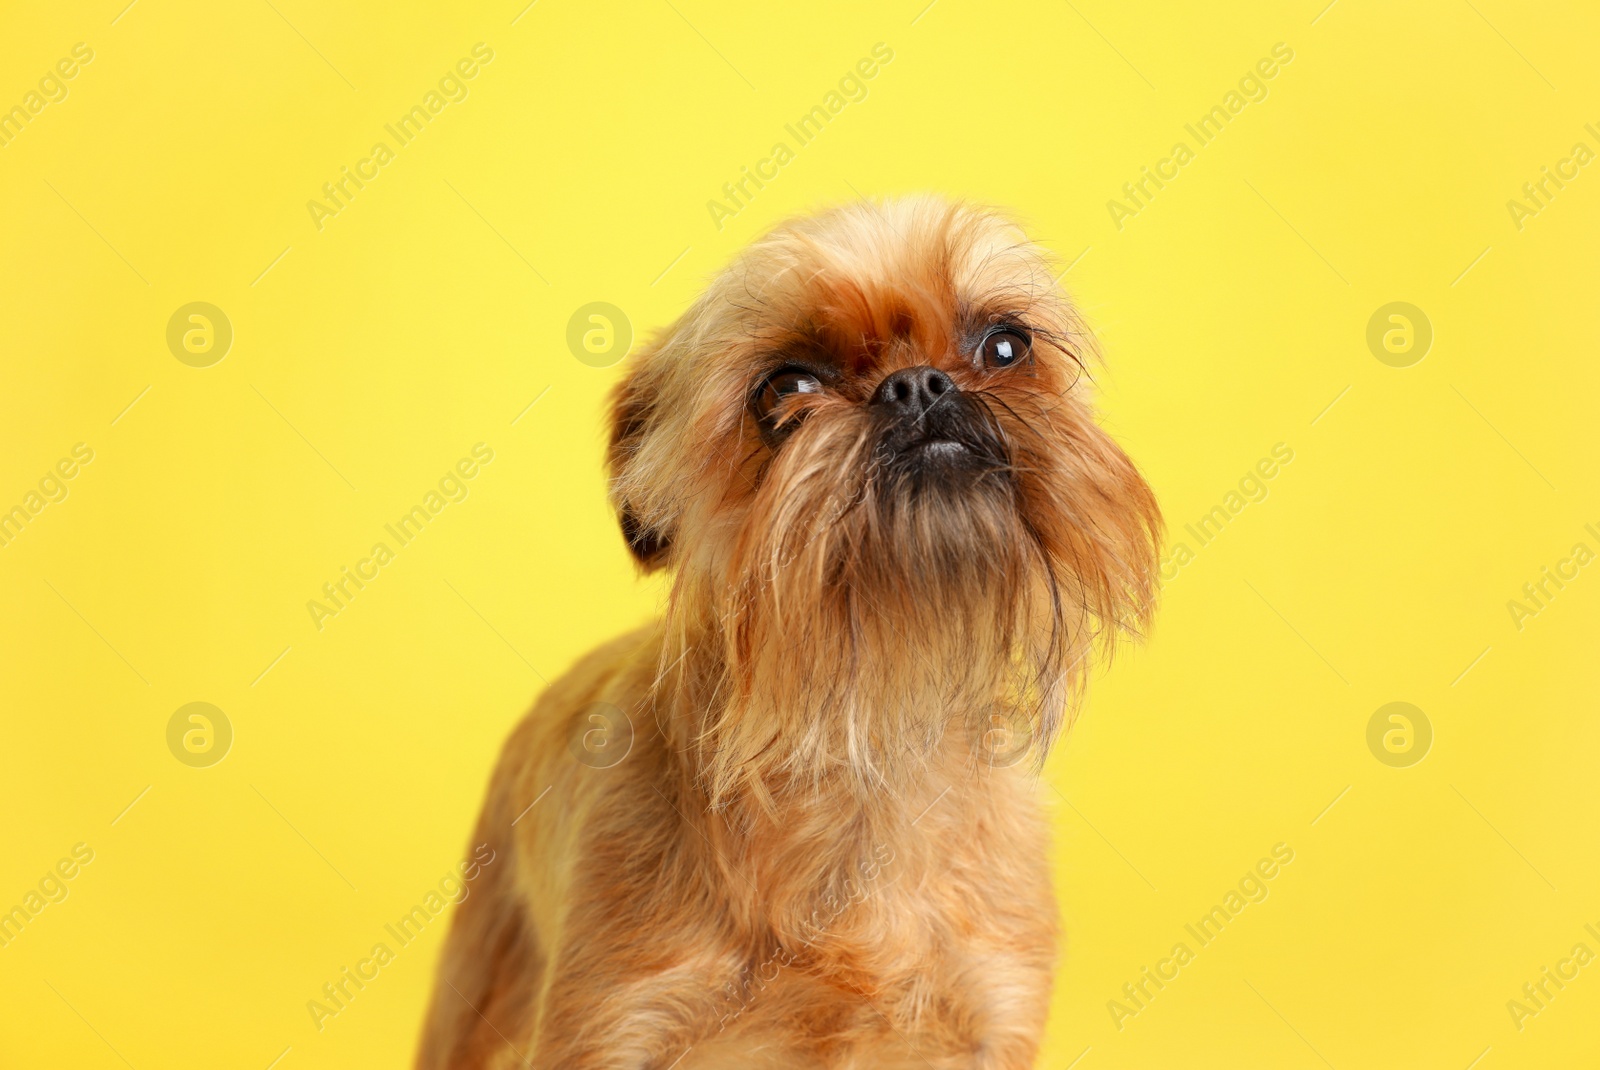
<box><xmin>535</xmin><ymin>621</ymin><xmax>660</xmax><ymax>714</ymax></box>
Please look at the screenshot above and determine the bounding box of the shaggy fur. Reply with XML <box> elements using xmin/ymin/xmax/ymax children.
<box><xmin>416</xmin><ymin>197</ymin><xmax>1162</xmax><ymax>1070</ymax></box>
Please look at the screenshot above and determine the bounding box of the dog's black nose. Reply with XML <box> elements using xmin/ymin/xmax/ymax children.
<box><xmin>872</xmin><ymin>366</ymin><xmax>955</xmax><ymax>418</ymax></box>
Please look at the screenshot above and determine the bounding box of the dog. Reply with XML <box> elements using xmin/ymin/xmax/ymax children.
<box><xmin>415</xmin><ymin>196</ymin><xmax>1162</xmax><ymax>1070</ymax></box>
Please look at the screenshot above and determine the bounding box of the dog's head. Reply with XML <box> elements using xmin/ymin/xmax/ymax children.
<box><xmin>607</xmin><ymin>197</ymin><xmax>1161</xmax><ymax>799</ymax></box>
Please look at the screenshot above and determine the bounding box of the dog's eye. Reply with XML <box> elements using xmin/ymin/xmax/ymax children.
<box><xmin>753</xmin><ymin>368</ymin><xmax>823</xmax><ymax>431</ymax></box>
<box><xmin>978</xmin><ymin>329</ymin><xmax>1030</xmax><ymax>369</ymax></box>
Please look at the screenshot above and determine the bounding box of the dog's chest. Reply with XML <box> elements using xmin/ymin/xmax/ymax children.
<box><xmin>695</xmin><ymin>858</ymin><xmax>1050</xmax><ymax>1070</ymax></box>
<box><xmin>706</xmin><ymin>776</ymin><xmax>1052</xmax><ymax>1058</ymax></box>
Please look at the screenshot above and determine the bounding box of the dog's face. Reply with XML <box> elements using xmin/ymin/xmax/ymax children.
<box><xmin>608</xmin><ymin>197</ymin><xmax>1161</xmax><ymax>796</ymax></box>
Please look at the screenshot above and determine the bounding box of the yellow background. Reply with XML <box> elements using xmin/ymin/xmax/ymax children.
<box><xmin>2</xmin><ymin>0</ymin><xmax>1597</xmax><ymax>1066</ymax></box>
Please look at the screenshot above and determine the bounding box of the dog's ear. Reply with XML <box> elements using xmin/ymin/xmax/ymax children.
<box><xmin>606</xmin><ymin>359</ymin><xmax>673</xmax><ymax>572</ymax></box>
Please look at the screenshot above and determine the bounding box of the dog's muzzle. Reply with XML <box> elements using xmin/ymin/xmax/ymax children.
<box><xmin>870</xmin><ymin>366</ymin><xmax>1007</xmax><ymax>475</ymax></box>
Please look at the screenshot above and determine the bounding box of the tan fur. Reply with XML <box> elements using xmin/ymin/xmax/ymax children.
<box><xmin>416</xmin><ymin>197</ymin><xmax>1162</xmax><ymax>1070</ymax></box>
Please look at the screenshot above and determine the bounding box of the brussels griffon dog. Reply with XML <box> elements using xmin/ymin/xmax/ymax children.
<box><xmin>416</xmin><ymin>197</ymin><xmax>1161</xmax><ymax>1069</ymax></box>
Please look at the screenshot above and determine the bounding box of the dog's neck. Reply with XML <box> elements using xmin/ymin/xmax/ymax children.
<box><xmin>652</xmin><ymin>596</ymin><xmax>1040</xmax><ymax>817</ymax></box>
<box><xmin>654</xmin><ymin>653</ymin><xmax>1030</xmax><ymax>952</ymax></box>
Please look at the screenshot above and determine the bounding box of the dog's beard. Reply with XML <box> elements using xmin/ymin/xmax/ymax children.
<box><xmin>666</xmin><ymin>392</ymin><xmax>1092</xmax><ymax>808</ymax></box>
